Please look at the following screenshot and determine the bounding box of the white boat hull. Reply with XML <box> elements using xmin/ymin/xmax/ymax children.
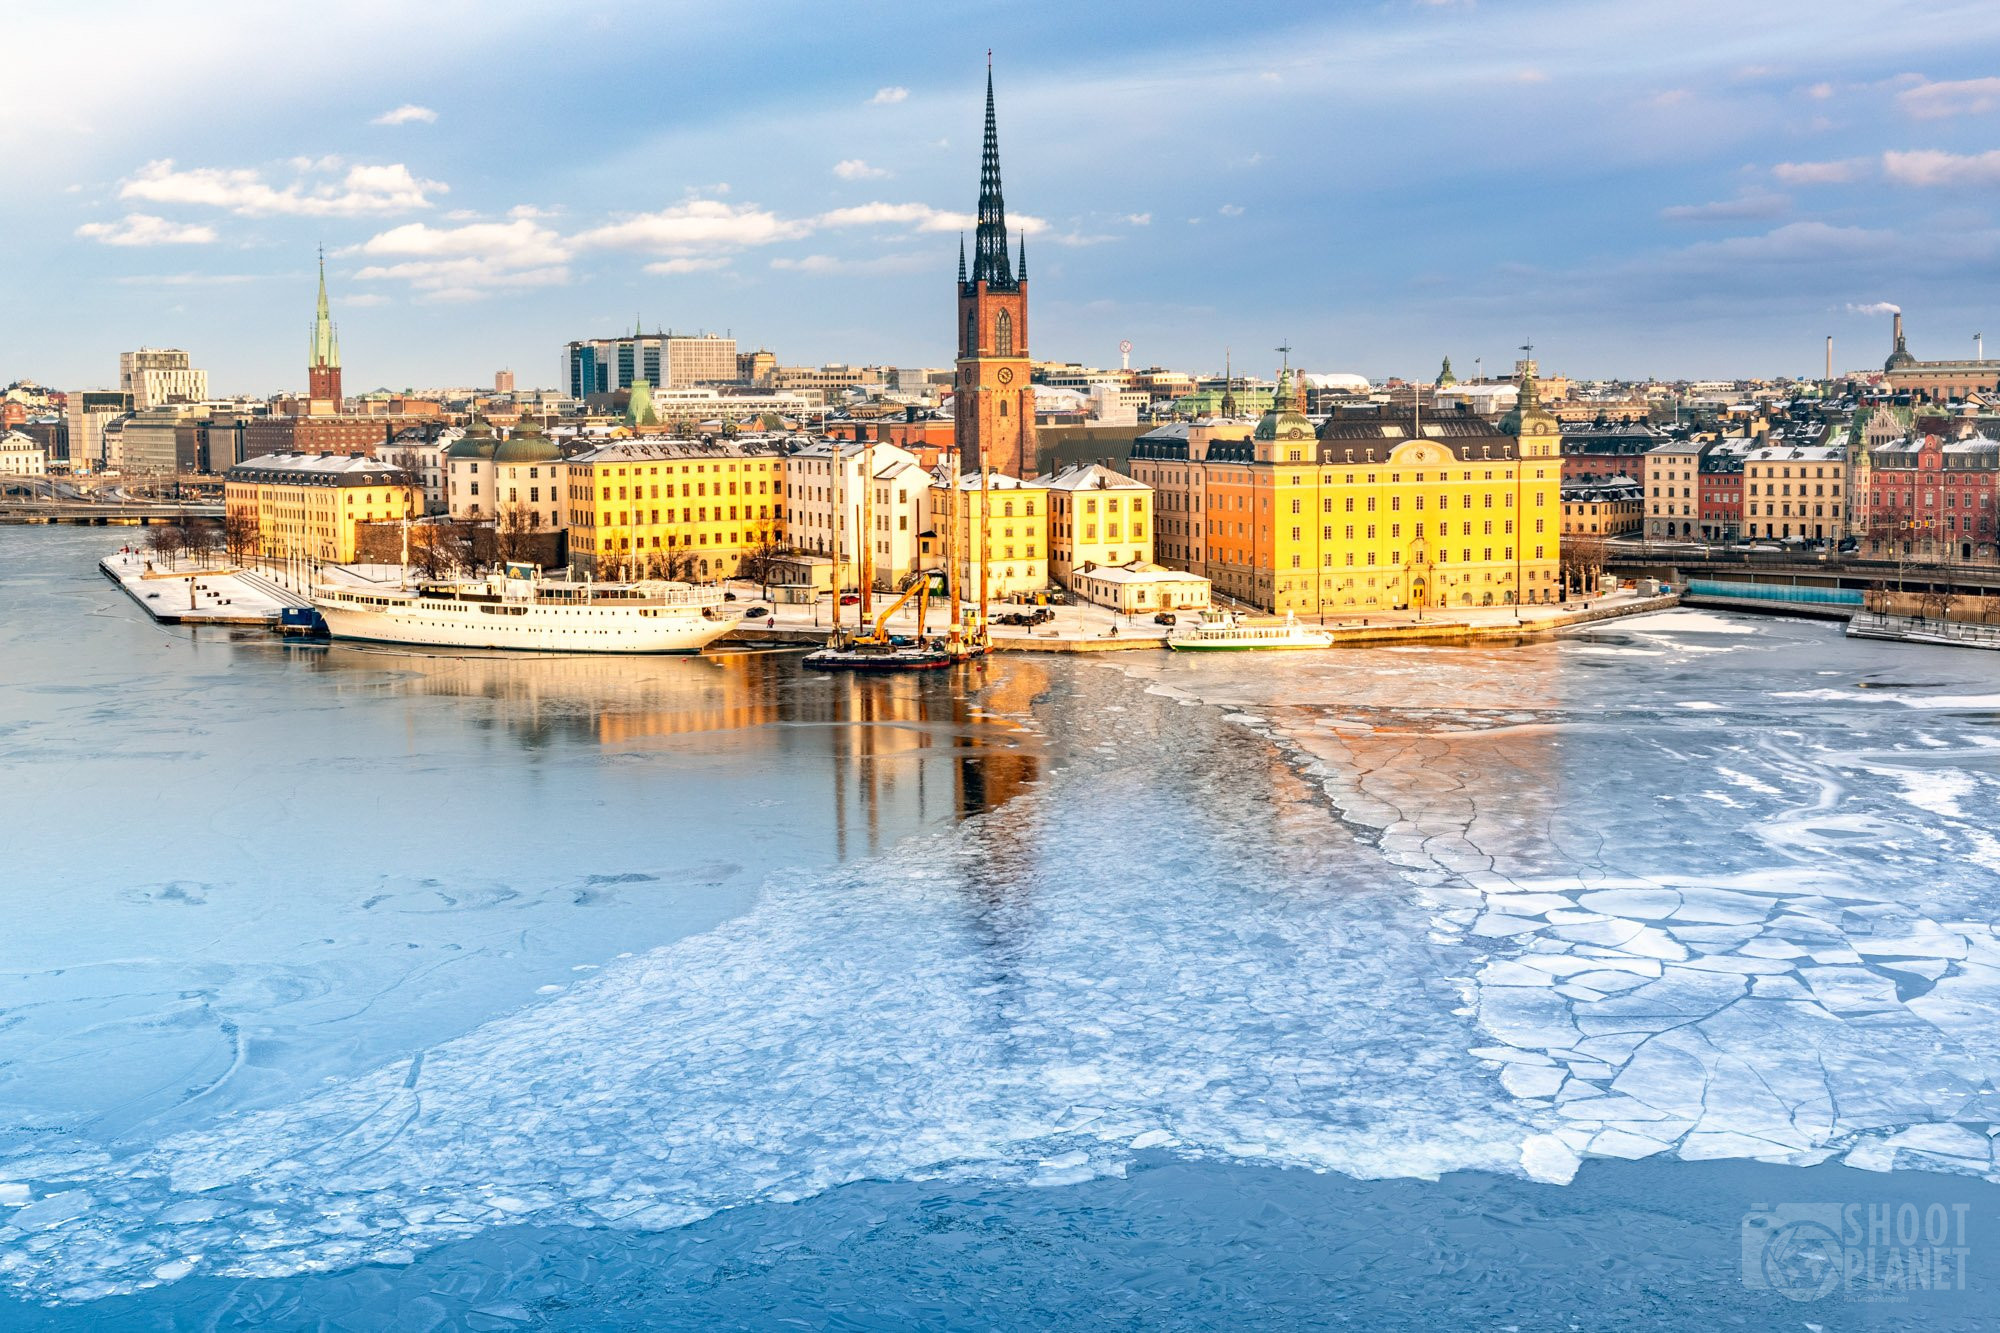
<box><xmin>314</xmin><ymin>600</ymin><xmax>740</xmax><ymax>654</ymax></box>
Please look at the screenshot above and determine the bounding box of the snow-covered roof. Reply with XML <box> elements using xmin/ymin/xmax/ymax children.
<box><xmin>1043</xmin><ymin>463</ymin><xmax>1148</xmax><ymax>492</ymax></box>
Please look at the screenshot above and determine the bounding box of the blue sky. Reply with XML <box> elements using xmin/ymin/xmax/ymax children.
<box><xmin>5</xmin><ymin>0</ymin><xmax>1999</xmax><ymax>394</ymax></box>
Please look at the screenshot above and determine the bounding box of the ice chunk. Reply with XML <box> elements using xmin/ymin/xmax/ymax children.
<box><xmin>1577</xmin><ymin>889</ymin><xmax>1680</xmax><ymax>920</ymax></box>
<box><xmin>1519</xmin><ymin>1133</ymin><xmax>1580</xmax><ymax>1184</ymax></box>
<box><xmin>1498</xmin><ymin>1064</ymin><xmax>1565</xmax><ymax>1099</ymax></box>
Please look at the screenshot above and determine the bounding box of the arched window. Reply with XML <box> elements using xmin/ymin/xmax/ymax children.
<box><xmin>966</xmin><ymin>311</ymin><xmax>977</xmax><ymax>355</ymax></box>
<box><xmin>995</xmin><ymin>309</ymin><xmax>1013</xmax><ymax>356</ymax></box>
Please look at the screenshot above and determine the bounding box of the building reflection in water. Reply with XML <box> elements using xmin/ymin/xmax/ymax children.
<box><xmin>296</xmin><ymin>644</ymin><xmax>1044</xmax><ymax>862</ymax></box>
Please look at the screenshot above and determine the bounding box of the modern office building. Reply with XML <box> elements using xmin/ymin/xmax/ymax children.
<box><xmin>566</xmin><ymin>331</ymin><xmax>739</xmax><ymax>398</ymax></box>
<box><xmin>119</xmin><ymin>348</ymin><xmax>208</xmax><ymax>411</ymax></box>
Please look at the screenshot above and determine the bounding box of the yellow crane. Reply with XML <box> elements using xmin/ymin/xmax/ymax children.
<box><xmin>851</xmin><ymin>570</ymin><xmax>941</xmax><ymax>646</ymax></box>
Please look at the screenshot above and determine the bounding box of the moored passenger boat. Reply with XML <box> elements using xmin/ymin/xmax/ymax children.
<box><xmin>1166</xmin><ymin>608</ymin><xmax>1333</xmax><ymax>652</ymax></box>
<box><xmin>312</xmin><ymin>563</ymin><xmax>740</xmax><ymax>654</ymax></box>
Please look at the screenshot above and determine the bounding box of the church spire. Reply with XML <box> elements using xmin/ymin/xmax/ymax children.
<box><xmin>958</xmin><ymin>233</ymin><xmax>967</xmax><ymax>284</ymax></box>
<box><xmin>970</xmin><ymin>58</ymin><xmax>1015</xmax><ymax>290</ymax></box>
<box><xmin>310</xmin><ymin>246</ymin><xmax>338</xmax><ymax>371</ymax></box>
<box><xmin>1018</xmin><ymin>232</ymin><xmax>1027</xmax><ymax>282</ymax></box>
<box><xmin>1221</xmin><ymin>348</ymin><xmax>1237</xmax><ymax>418</ymax></box>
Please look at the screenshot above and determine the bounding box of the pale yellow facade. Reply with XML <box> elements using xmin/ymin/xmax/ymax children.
<box><xmin>1129</xmin><ymin>372</ymin><xmax>1563</xmax><ymax>612</ymax></box>
<box><xmin>1044</xmin><ymin>463</ymin><xmax>1154</xmax><ymax>586</ymax></box>
<box><xmin>565</xmin><ymin>440</ymin><xmax>784</xmax><ymax>579</ymax></box>
<box><xmin>224</xmin><ymin>453</ymin><xmax>419</xmax><ymax>563</ymax></box>
<box><xmin>927</xmin><ymin>474</ymin><xmax>1048</xmax><ymax>599</ymax></box>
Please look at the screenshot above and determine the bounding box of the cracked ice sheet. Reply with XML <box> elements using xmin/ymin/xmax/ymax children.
<box><xmin>1111</xmin><ymin>610</ymin><xmax>2000</xmax><ymax>1190</ymax></box>
<box><xmin>0</xmin><ymin>690</ymin><xmax>1542</xmax><ymax>1303</ymax></box>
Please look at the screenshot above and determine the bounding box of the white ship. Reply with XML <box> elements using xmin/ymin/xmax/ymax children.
<box><xmin>1166</xmin><ymin>608</ymin><xmax>1333</xmax><ymax>652</ymax></box>
<box><xmin>312</xmin><ymin>563</ymin><xmax>742</xmax><ymax>654</ymax></box>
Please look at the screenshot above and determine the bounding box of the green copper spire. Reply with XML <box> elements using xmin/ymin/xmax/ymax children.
<box><xmin>310</xmin><ymin>247</ymin><xmax>339</xmax><ymax>370</ymax></box>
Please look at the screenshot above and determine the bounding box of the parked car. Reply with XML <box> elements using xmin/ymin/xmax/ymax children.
<box><xmin>1153</xmin><ymin>612</ymin><xmax>1177</xmax><ymax>626</ymax></box>
<box><xmin>839</xmin><ymin>593</ymin><xmax>860</xmax><ymax>606</ymax></box>
<box><xmin>742</xmin><ymin>606</ymin><xmax>770</xmax><ymax>619</ymax></box>
<box><xmin>723</xmin><ymin>591</ymin><xmax>738</xmax><ymax>601</ymax></box>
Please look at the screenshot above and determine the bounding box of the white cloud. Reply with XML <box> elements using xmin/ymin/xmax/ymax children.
<box><xmin>121</xmin><ymin>158</ymin><xmax>445</xmax><ymax>216</ymax></box>
<box><xmin>1677</xmin><ymin>221</ymin><xmax>1892</xmax><ymax>264</ymax></box>
<box><xmin>1516</xmin><ymin>69</ymin><xmax>1548</xmax><ymax>84</ymax></box>
<box><xmin>816</xmin><ymin>201</ymin><xmax>967</xmax><ymax>231</ymax></box>
<box><xmin>76</xmin><ymin>213</ymin><xmax>217</xmax><ymax>246</ymax></box>
<box><xmin>348</xmin><ymin>218</ymin><xmax>571</xmax><ymax>297</ymax></box>
<box><xmin>833</xmin><ymin>159</ymin><xmax>890</xmax><ymax>181</ymax></box>
<box><xmin>1882</xmin><ymin>148</ymin><xmax>2000</xmax><ymax>187</ymax></box>
<box><xmin>1218</xmin><ymin>203</ymin><xmax>1245</xmax><ymax>216</ymax></box>
<box><xmin>351</xmin><ymin>259</ymin><xmax>568</xmax><ymax>301</ymax></box>
<box><xmin>574</xmin><ymin>199</ymin><xmax>806</xmax><ymax>253</ymax></box>
<box><xmin>1659</xmin><ymin>193</ymin><xmax>1789</xmax><ymax>222</ymax></box>
<box><xmin>1806</xmin><ymin>81</ymin><xmax>1835</xmax><ymax>100</ymax></box>
<box><xmin>1772</xmin><ymin>158</ymin><xmax>1861</xmax><ymax>184</ymax></box>
<box><xmin>814</xmin><ymin>201</ymin><xmax>1047</xmax><ymax>235</ymax></box>
<box><xmin>645</xmin><ymin>257</ymin><xmax>732</xmax><ymax>275</ymax></box>
<box><xmin>351</xmin><ymin>218</ymin><xmax>570</xmax><ymax>266</ymax></box>
<box><xmin>1897</xmin><ymin>76</ymin><xmax>2000</xmax><ymax>120</ymax></box>
<box><xmin>869</xmin><ymin>86</ymin><xmax>909</xmax><ymax>105</ymax></box>
<box><xmin>372</xmin><ymin>104</ymin><xmax>437</xmax><ymax>126</ymax></box>
<box><xmin>1650</xmin><ymin>88</ymin><xmax>1691</xmax><ymax>107</ymax></box>
<box><xmin>770</xmin><ymin>253</ymin><xmax>929</xmax><ymax>275</ymax></box>
<box><xmin>1122</xmin><ymin>212</ymin><xmax>1152</xmax><ymax>226</ymax></box>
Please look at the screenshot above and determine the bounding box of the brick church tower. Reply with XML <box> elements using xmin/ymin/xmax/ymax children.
<box><xmin>954</xmin><ymin>63</ymin><xmax>1035</xmax><ymax>478</ymax></box>
<box><xmin>307</xmin><ymin>249</ymin><xmax>342</xmax><ymax>410</ymax></box>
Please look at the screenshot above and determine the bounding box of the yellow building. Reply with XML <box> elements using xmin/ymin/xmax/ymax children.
<box><xmin>224</xmin><ymin>451</ymin><xmax>419</xmax><ymax>563</ymax></box>
<box><xmin>927</xmin><ymin>472</ymin><xmax>1048</xmax><ymax>599</ymax></box>
<box><xmin>1560</xmin><ymin>480</ymin><xmax>1644</xmax><ymax>536</ymax></box>
<box><xmin>565</xmin><ymin>439</ymin><xmax>785</xmax><ymax>580</ymax></box>
<box><xmin>1742</xmin><ymin>444</ymin><xmax>1846</xmax><ymax>541</ymax></box>
<box><xmin>1043</xmin><ymin>462</ymin><xmax>1153</xmax><ymax>586</ymax></box>
<box><xmin>1129</xmin><ymin>365</ymin><xmax>1562</xmax><ymax>612</ymax></box>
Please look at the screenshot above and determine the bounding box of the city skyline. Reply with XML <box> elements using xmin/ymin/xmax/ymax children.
<box><xmin>5</xmin><ymin>0</ymin><xmax>1999</xmax><ymax>392</ymax></box>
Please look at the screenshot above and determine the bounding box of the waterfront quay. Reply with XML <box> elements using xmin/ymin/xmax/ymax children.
<box><xmin>100</xmin><ymin>545</ymin><xmax>1678</xmax><ymax>650</ymax></box>
<box><xmin>98</xmin><ymin>548</ymin><xmax>304</xmax><ymax>626</ymax></box>
<box><xmin>730</xmin><ymin>580</ymin><xmax>1679</xmax><ymax>651</ymax></box>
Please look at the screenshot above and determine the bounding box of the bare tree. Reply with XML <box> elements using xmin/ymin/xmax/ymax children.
<box><xmin>735</xmin><ymin>541</ymin><xmax>786</xmax><ymax>587</ymax></box>
<box><xmin>1559</xmin><ymin>531</ymin><xmax>1607</xmax><ymax>598</ymax></box>
<box><xmin>223</xmin><ymin>511</ymin><xmax>261</xmax><ymax>563</ymax></box>
<box><xmin>144</xmin><ymin>523</ymin><xmax>183</xmax><ymax>569</ymax></box>
<box><xmin>497</xmin><ymin>504</ymin><xmax>536</xmax><ymax>562</ymax></box>
<box><xmin>184</xmin><ymin>520</ymin><xmax>222</xmax><ymax>565</ymax></box>
<box><xmin>663</xmin><ymin>548</ymin><xmax>701</xmax><ymax>583</ymax></box>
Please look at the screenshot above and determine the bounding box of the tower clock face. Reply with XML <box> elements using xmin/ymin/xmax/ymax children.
<box><xmin>996</xmin><ymin>367</ymin><xmax>1014</xmax><ymax>384</ymax></box>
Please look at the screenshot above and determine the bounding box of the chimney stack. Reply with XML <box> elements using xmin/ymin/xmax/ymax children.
<box><xmin>1893</xmin><ymin>311</ymin><xmax>1904</xmax><ymax>345</ymax></box>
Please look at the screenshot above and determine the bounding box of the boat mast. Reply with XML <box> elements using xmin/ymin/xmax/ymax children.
<box><xmin>978</xmin><ymin>462</ymin><xmax>991</xmax><ymax>648</ymax></box>
<box><xmin>828</xmin><ymin>438</ymin><xmax>844</xmax><ymax>636</ymax></box>
<box><xmin>860</xmin><ymin>436</ymin><xmax>875</xmax><ymax>621</ymax></box>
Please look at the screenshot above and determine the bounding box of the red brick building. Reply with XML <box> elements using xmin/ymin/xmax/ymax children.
<box><xmin>1698</xmin><ymin>450</ymin><xmax>1745</xmax><ymax>542</ymax></box>
<box><xmin>1861</xmin><ymin>433</ymin><xmax>2000</xmax><ymax>563</ymax></box>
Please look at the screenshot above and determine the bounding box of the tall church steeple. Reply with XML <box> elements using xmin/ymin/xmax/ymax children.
<box><xmin>307</xmin><ymin>247</ymin><xmax>342</xmax><ymax>408</ymax></box>
<box><xmin>954</xmin><ymin>57</ymin><xmax>1034</xmax><ymax>478</ymax></box>
<box><xmin>969</xmin><ymin>60</ymin><xmax>1016</xmax><ymax>291</ymax></box>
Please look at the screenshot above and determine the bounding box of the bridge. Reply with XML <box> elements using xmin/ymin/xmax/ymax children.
<box><xmin>0</xmin><ymin>498</ymin><xmax>224</xmax><ymax>525</ymax></box>
<box><xmin>1604</xmin><ymin>540</ymin><xmax>2000</xmax><ymax>617</ymax></box>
